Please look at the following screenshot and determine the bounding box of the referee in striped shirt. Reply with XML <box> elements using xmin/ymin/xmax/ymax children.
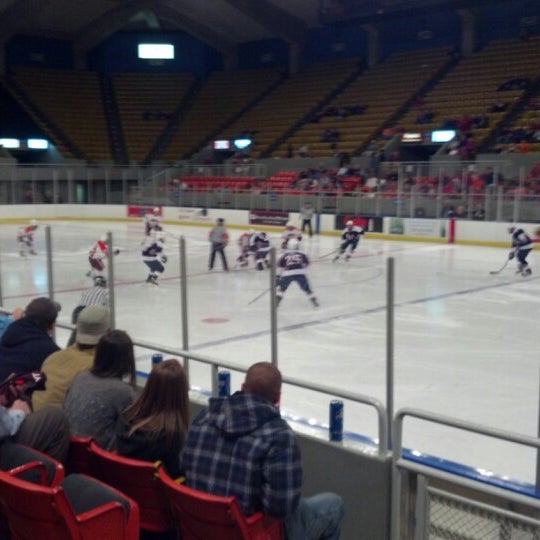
<box><xmin>67</xmin><ymin>276</ymin><xmax>110</xmax><ymax>346</ymax></box>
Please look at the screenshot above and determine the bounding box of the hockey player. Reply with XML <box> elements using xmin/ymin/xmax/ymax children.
<box><xmin>333</xmin><ymin>220</ymin><xmax>365</xmax><ymax>262</ymax></box>
<box><xmin>144</xmin><ymin>207</ymin><xmax>163</xmax><ymax>236</ymax></box>
<box><xmin>276</xmin><ymin>238</ymin><xmax>319</xmax><ymax>307</ymax></box>
<box><xmin>281</xmin><ymin>221</ymin><xmax>302</xmax><ymax>249</ymax></box>
<box><xmin>17</xmin><ymin>220</ymin><xmax>38</xmax><ymax>256</ymax></box>
<box><xmin>87</xmin><ymin>235</ymin><xmax>120</xmax><ymax>279</ymax></box>
<box><xmin>142</xmin><ymin>231</ymin><xmax>167</xmax><ymax>285</ymax></box>
<box><xmin>250</xmin><ymin>231</ymin><xmax>271</xmax><ymax>271</ymax></box>
<box><xmin>508</xmin><ymin>225</ymin><xmax>533</xmax><ymax>276</ymax></box>
<box><xmin>236</xmin><ymin>229</ymin><xmax>254</xmax><ymax>268</ymax></box>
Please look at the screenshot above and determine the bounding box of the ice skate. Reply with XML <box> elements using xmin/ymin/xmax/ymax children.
<box><xmin>332</xmin><ymin>255</ymin><xmax>340</xmax><ymax>262</ymax></box>
<box><xmin>345</xmin><ymin>254</ymin><xmax>351</xmax><ymax>261</ymax></box>
<box><xmin>311</xmin><ymin>297</ymin><xmax>319</xmax><ymax>307</ymax></box>
<box><xmin>30</xmin><ymin>250</ymin><xmax>37</xmax><ymax>255</ymax></box>
<box><xmin>522</xmin><ymin>267</ymin><xmax>532</xmax><ymax>276</ymax></box>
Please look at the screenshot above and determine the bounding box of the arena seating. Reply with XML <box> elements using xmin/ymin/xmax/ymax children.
<box><xmin>275</xmin><ymin>47</ymin><xmax>453</xmax><ymax>158</ymax></box>
<box><xmin>216</xmin><ymin>58</ymin><xmax>361</xmax><ymax>159</ymax></box>
<box><xmin>182</xmin><ymin>175</ymin><xmax>256</xmax><ymax>191</ymax></box>
<box><xmin>160</xmin><ymin>68</ymin><xmax>283</xmax><ymax>162</ymax></box>
<box><xmin>113</xmin><ymin>71</ymin><xmax>196</xmax><ymax>163</ymax></box>
<box><xmin>8</xmin><ymin>67</ymin><xmax>112</xmax><ymax>162</ymax></box>
<box><xmin>393</xmin><ymin>37</ymin><xmax>540</xmax><ymax>151</ymax></box>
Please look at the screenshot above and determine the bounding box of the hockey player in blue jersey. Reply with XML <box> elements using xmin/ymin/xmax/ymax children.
<box><xmin>508</xmin><ymin>225</ymin><xmax>533</xmax><ymax>276</ymax></box>
<box><xmin>333</xmin><ymin>220</ymin><xmax>365</xmax><ymax>262</ymax></box>
<box><xmin>276</xmin><ymin>239</ymin><xmax>319</xmax><ymax>307</ymax></box>
<box><xmin>250</xmin><ymin>231</ymin><xmax>271</xmax><ymax>271</ymax></box>
<box><xmin>142</xmin><ymin>231</ymin><xmax>167</xmax><ymax>285</ymax></box>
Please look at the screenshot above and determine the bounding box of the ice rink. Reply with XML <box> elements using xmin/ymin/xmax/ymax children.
<box><xmin>1</xmin><ymin>219</ymin><xmax>539</xmax><ymax>486</ymax></box>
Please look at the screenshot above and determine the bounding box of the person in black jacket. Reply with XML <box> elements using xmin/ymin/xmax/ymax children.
<box><xmin>0</xmin><ymin>297</ymin><xmax>60</xmax><ymax>383</ymax></box>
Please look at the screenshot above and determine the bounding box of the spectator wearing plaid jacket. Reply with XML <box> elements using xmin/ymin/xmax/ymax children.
<box><xmin>180</xmin><ymin>362</ymin><xmax>344</xmax><ymax>540</ymax></box>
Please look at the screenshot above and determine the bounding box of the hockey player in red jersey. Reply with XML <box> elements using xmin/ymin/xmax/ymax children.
<box><xmin>87</xmin><ymin>235</ymin><xmax>119</xmax><ymax>279</ymax></box>
<box><xmin>17</xmin><ymin>220</ymin><xmax>38</xmax><ymax>256</ymax></box>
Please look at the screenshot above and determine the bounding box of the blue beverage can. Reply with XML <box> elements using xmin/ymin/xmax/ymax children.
<box><xmin>329</xmin><ymin>400</ymin><xmax>344</xmax><ymax>442</ymax></box>
<box><xmin>151</xmin><ymin>354</ymin><xmax>163</xmax><ymax>369</ymax></box>
<box><xmin>218</xmin><ymin>371</ymin><xmax>231</xmax><ymax>397</ymax></box>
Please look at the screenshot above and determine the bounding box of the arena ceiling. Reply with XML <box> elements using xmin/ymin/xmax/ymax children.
<box><xmin>0</xmin><ymin>0</ymin><xmax>512</xmax><ymax>56</ymax></box>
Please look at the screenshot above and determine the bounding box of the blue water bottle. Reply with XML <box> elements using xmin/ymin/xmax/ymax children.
<box><xmin>151</xmin><ymin>353</ymin><xmax>163</xmax><ymax>369</ymax></box>
<box><xmin>218</xmin><ymin>371</ymin><xmax>231</xmax><ymax>397</ymax></box>
<box><xmin>329</xmin><ymin>400</ymin><xmax>344</xmax><ymax>442</ymax></box>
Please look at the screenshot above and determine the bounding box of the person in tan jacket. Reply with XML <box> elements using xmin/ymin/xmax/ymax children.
<box><xmin>32</xmin><ymin>306</ymin><xmax>110</xmax><ymax>411</ymax></box>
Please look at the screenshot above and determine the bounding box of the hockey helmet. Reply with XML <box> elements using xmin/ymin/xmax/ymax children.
<box><xmin>153</xmin><ymin>207</ymin><xmax>160</xmax><ymax>215</ymax></box>
<box><xmin>217</xmin><ymin>217</ymin><xmax>225</xmax><ymax>225</ymax></box>
<box><xmin>100</xmin><ymin>234</ymin><xmax>107</xmax><ymax>242</ymax></box>
<box><xmin>507</xmin><ymin>225</ymin><xmax>516</xmax><ymax>234</ymax></box>
<box><xmin>346</xmin><ymin>220</ymin><xmax>354</xmax><ymax>227</ymax></box>
<box><xmin>94</xmin><ymin>276</ymin><xmax>107</xmax><ymax>287</ymax></box>
<box><xmin>287</xmin><ymin>238</ymin><xmax>299</xmax><ymax>250</ymax></box>
<box><xmin>30</xmin><ymin>219</ymin><xmax>37</xmax><ymax>226</ymax></box>
<box><xmin>285</xmin><ymin>221</ymin><xmax>293</xmax><ymax>229</ymax></box>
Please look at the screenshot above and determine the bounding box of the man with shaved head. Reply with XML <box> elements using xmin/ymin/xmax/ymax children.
<box><xmin>180</xmin><ymin>362</ymin><xmax>344</xmax><ymax>540</ymax></box>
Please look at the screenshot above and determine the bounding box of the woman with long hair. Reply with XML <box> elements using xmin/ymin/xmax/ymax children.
<box><xmin>117</xmin><ymin>359</ymin><xmax>189</xmax><ymax>477</ymax></box>
<box><xmin>64</xmin><ymin>329</ymin><xmax>137</xmax><ymax>450</ymax></box>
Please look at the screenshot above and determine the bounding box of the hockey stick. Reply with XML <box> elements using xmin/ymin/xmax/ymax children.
<box><xmin>489</xmin><ymin>258</ymin><xmax>510</xmax><ymax>275</ymax></box>
<box><xmin>318</xmin><ymin>248</ymin><xmax>340</xmax><ymax>260</ymax></box>
<box><xmin>246</xmin><ymin>287</ymin><xmax>273</xmax><ymax>306</ymax></box>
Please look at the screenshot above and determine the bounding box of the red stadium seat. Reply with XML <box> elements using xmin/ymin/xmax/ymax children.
<box><xmin>158</xmin><ymin>466</ymin><xmax>284</xmax><ymax>540</ymax></box>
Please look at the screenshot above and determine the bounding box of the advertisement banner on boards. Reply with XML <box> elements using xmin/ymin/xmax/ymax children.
<box><xmin>249</xmin><ymin>210</ymin><xmax>289</xmax><ymax>226</ymax></box>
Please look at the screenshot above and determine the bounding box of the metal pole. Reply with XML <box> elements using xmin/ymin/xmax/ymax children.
<box><xmin>45</xmin><ymin>226</ymin><xmax>56</xmax><ymax>340</ymax></box>
<box><xmin>386</xmin><ymin>257</ymin><xmax>395</xmax><ymax>450</ymax></box>
<box><xmin>269</xmin><ymin>247</ymin><xmax>278</xmax><ymax>366</ymax></box>
<box><xmin>106</xmin><ymin>232</ymin><xmax>116</xmax><ymax>329</ymax></box>
<box><xmin>0</xmin><ymin>250</ymin><xmax>4</xmax><ymax>307</ymax></box>
<box><xmin>537</xmin><ymin>368</ymin><xmax>540</xmax><ymax>490</ymax></box>
<box><xmin>180</xmin><ymin>236</ymin><xmax>190</xmax><ymax>380</ymax></box>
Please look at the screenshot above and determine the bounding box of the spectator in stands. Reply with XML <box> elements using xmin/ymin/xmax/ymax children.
<box><xmin>0</xmin><ymin>307</ymin><xmax>24</xmax><ymax>340</ymax></box>
<box><xmin>33</xmin><ymin>306</ymin><xmax>111</xmax><ymax>411</ymax></box>
<box><xmin>180</xmin><ymin>361</ymin><xmax>344</xmax><ymax>540</ymax></box>
<box><xmin>490</xmin><ymin>101</ymin><xmax>508</xmax><ymax>113</ymax></box>
<box><xmin>415</xmin><ymin>110</ymin><xmax>435</xmax><ymax>124</ymax></box>
<box><xmin>498</xmin><ymin>77</ymin><xmax>530</xmax><ymax>91</ymax></box>
<box><xmin>64</xmin><ymin>329</ymin><xmax>137</xmax><ymax>450</ymax></box>
<box><xmin>298</xmin><ymin>144</ymin><xmax>310</xmax><ymax>158</ymax></box>
<box><xmin>472</xmin><ymin>204</ymin><xmax>486</xmax><ymax>220</ymax></box>
<box><xmin>117</xmin><ymin>359</ymin><xmax>189</xmax><ymax>479</ymax></box>
<box><xmin>0</xmin><ymin>297</ymin><xmax>61</xmax><ymax>383</ymax></box>
<box><xmin>2</xmin><ymin>399</ymin><xmax>70</xmax><ymax>462</ymax></box>
<box><xmin>441</xmin><ymin>200</ymin><xmax>456</xmax><ymax>218</ymax></box>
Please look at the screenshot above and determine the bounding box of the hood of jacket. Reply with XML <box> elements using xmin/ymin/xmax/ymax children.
<box><xmin>207</xmin><ymin>391</ymin><xmax>280</xmax><ymax>439</ymax></box>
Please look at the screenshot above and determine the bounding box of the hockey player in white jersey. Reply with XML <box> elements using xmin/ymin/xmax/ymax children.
<box><xmin>333</xmin><ymin>220</ymin><xmax>364</xmax><ymax>262</ymax></box>
<box><xmin>281</xmin><ymin>221</ymin><xmax>302</xmax><ymax>249</ymax></box>
<box><xmin>276</xmin><ymin>238</ymin><xmax>319</xmax><ymax>307</ymax></box>
<box><xmin>142</xmin><ymin>230</ymin><xmax>167</xmax><ymax>285</ymax></box>
<box><xmin>144</xmin><ymin>207</ymin><xmax>163</xmax><ymax>236</ymax></box>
